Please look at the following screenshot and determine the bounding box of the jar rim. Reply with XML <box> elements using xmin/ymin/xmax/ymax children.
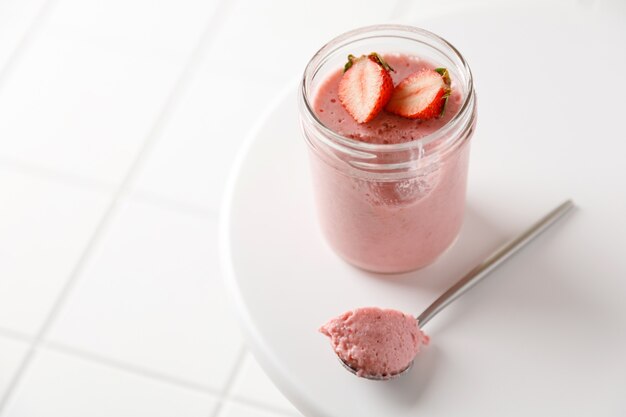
<box><xmin>300</xmin><ymin>24</ymin><xmax>475</xmax><ymax>154</ymax></box>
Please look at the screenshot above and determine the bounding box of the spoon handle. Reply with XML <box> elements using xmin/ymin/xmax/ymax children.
<box><xmin>416</xmin><ymin>199</ymin><xmax>574</xmax><ymax>327</ymax></box>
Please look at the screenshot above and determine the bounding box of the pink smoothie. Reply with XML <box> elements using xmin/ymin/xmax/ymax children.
<box><xmin>310</xmin><ymin>54</ymin><xmax>471</xmax><ymax>273</ymax></box>
<box><xmin>320</xmin><ymin>307</ymin><xmax>429</xmax><ymax>378</ymax></box>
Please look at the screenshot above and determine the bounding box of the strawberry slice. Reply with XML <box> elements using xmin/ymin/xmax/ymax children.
<box><xmin>385</xmin><ymin>68</ymin><xmax>452</xmax><ymax>120</ymax></box>
<box><xmin>338</xmin><ymin>53</ymin><xmax>394</xmax><ymax>124</ymax></box>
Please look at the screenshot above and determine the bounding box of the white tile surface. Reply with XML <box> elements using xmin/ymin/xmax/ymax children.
<box><xmin>0</xmin><ymin>167</ymin><xmax>109</xmax><ymax>335</ymax></box>
<box><xmin>131</xmin><ymin>0</ymin><xmax>399</xmax><ymax>212</ymax></box>
<box><xmin>231</xmin><ymin>353</ymin><xmax>299</xmax><ymax>415</ymax></box>
<box><xmin>0</xmin><ymin>29</ymin><xmax>182</xmax><ymax>186</ymax></box>
<box><xmin>399</xmin><ymin>0</ymin><xmax>580</xmax><ymax>21</ymax></box>
<box><xmin>130</xmin><ymin>54</ymin><xmax>284</xmax><ymax>212</ymax></box>
<box><xmin>0</xmin><ymin>0</ymin><xmax>219</xmax><ymax>185</ymax></box>
<box><xmin>47</xmin><ymin>198</ymin><xmax>243</xmax><ymax>390</ymax></box>
<box><xmin>2</xmin><ymin>348</ymin><xmax>217</xmax><ymax>417</ymax></box>
<box><xmin>218</xmin><ymin>401</ymin><xmax>298</xmax><ymax>417</ymax></box>
<box><xmin>210</xmin><ymin>0</ymin><xmax>401</xmax><ymax>82</ymax></box>
<box><xmin>0</xmin><ymin>336</ymin><xmax>29</xmax><ymax>396</ymax></box>
<box><xmin>0</xmin><ymin>0</ymin><xmax>47</xmax><ymax>71</ymax></box>
<box><xmin>47</xmin><ymin>0</ymin><xmax>220</xmax><ymax>59</ymax></box>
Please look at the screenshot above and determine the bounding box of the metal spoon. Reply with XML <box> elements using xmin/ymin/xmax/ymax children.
<box><xmin>341</xmin><ymin>199</ymin><xmax>575</xmax><ymax>380</ymax></box>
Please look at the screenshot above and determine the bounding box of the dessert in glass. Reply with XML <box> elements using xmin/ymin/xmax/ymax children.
<box><xmin>299</xmin><ymin>25</ymin><xmax>477</xmax><ymax>274</ymax></box>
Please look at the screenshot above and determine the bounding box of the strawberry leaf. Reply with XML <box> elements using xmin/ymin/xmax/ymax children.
<box><xmin>434</xmin><ymin>68</ymin><xmax>451</xmax><ymax>85</ymax></box>
<box><xmin>368</xmin><ymin>53</ymin><xmax>395</xmax><ymax>73</ymax></box>
<box><xmin>344</xmin><ymin>54</ymin><xmax>358</xmax><ymax>73</ymax></box>
<box><xmin>438</xmin><ymin>95</ymin><xmax>449</xmax><ymax>118</ymax></box>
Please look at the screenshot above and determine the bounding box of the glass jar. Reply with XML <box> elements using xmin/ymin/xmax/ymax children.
<box><xmin>299</xmin><ymin>24</ymin><xmax>477</xmax><ymax>274</ymax></box>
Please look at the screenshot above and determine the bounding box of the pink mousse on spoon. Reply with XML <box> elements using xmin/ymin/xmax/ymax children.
<box><xmin>320</xmin><ymin>307</ymin><xmax>428</xmax><ymax>379</ymax></box>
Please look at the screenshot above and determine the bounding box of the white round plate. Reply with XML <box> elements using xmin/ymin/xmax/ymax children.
<box><xmin>221</xmin><ymin>3</ymin><xmax>626</xmax><ymax>417</ymax></box>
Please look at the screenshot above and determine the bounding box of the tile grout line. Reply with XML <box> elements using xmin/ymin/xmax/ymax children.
<box><xmin>0</xmin><ymin>328</ymin><xmax>33</xmax><ymax>345</ymax></box>
<box><xmin>131</xmin><ymin>189</ymin><xmax>218</xmax><ymax>219</ymax></box>
<box><xmin>0</xmin><ymin>0</ymin><xmax>59</xmax><ymax>94</ymax></box>
<box><xmin>0</xmin><ymin>156</ymin><xmax>114</xmax><ymax>195</ymax></box>
<box><xmin>43</xmin><ymin>341</ymin><xmax>299</xmax><ymax>417</ymax></box>
<box><xmin>45</xmin><ymin>341</ymin><xmax>299</xmax><ymax>417</ymax></box>
<box><xmin>0</xmin><ymin>1</ymin><xmax>64</xmax><ymax>410</ymax></box>
<box><xmin>0</xmin><ymin>156</ymin><xmax>219</xmax><ymax>217</ymax></box>
<box><xmin>0</xmin><ymin>153</ymin><xmax>219</xmax><ymax>220</ymax></box>
<box><xmin>208</xmin><ymin>345</ymin><xmax>247</xmax><ymax>417</ymax></box>
<box><xmin>41</xmin><ymin>341</ymin><xmax>222</xmax><ymax>397</ymax></box>
<box><xmin>0</xmin><ymin>0</ymin><xmax>236</xmax><ymax>412</ymax></box>
<box><xmin>0</xmin><ymin>155</ymin><xmax>219</xmax><ymax>220</ymax></box>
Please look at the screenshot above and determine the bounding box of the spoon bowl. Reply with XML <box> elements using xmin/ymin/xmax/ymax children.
<box><xmin>339</xmin><ymin>357</ymin><xmax>413</xmax><ymax>381</ymax></box>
